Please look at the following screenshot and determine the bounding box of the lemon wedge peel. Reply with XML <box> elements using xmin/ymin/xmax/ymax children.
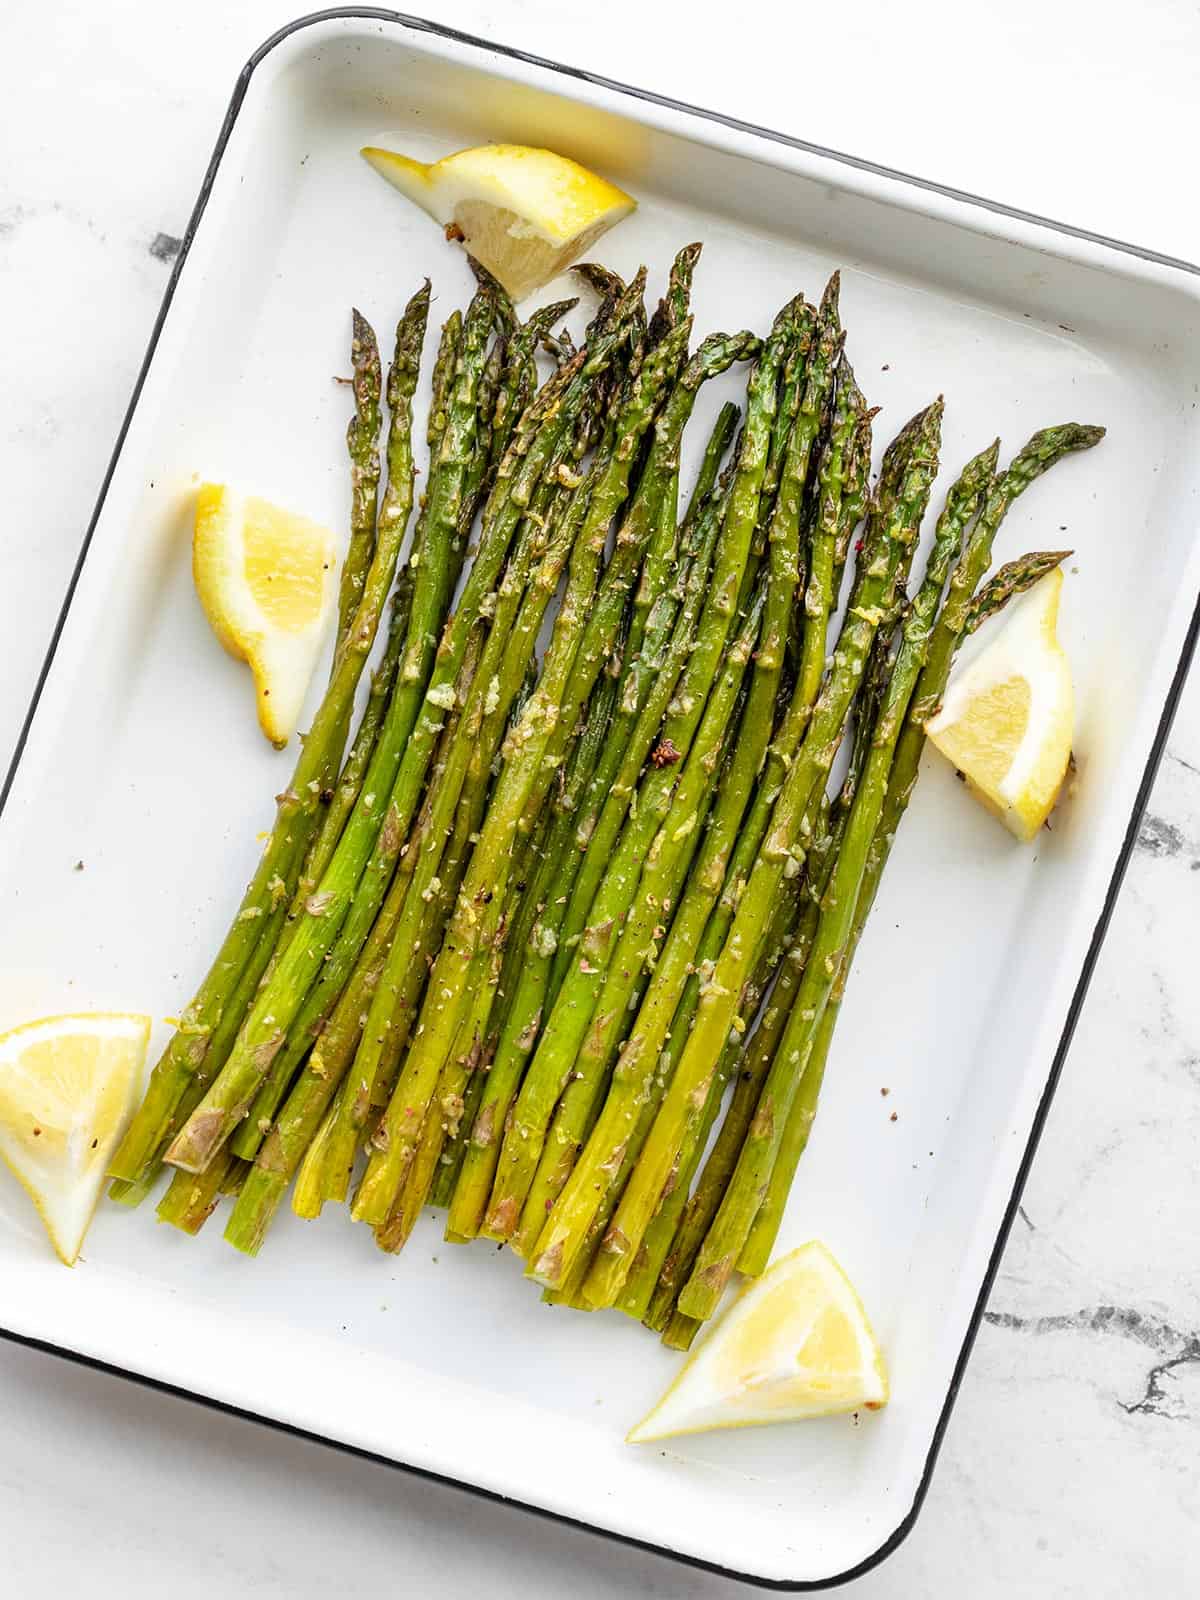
<box><xmin>361</xmin><ymin>143</ymin><xmax>636</xmax><ymax>302</ymax></box>
<box><xmin>627</xmin><ymin>1241</ymin><xmax>888</xmax><ymax>1444</ymax></box>
<box><xmin>193</xmin><ymin>484</ymin><xmax>338</xmax><ymax>748</ymax></box>
<box><xmin>0</xmin><ymin>1013</ymin><xmax>151</xmax><ymax>1265</ymax></box>
<box><xmin>926</xmin><ymin>568</ymin><xmax>1073</xmax><ymax>842</ymax></box>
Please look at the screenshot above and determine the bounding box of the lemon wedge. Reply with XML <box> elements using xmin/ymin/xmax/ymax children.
<box><xmin>193</xmin><ymin>484</ymin><xmax>337</xmax><ymax>747</ymax></box>
<box><xmin>361</xmin><ymin>143</ymin><xmax>636</xmax><ymax>302</ymax></box>
<box><xmin>627</xmin><ymin>1242</ymin><xmax>888</xmax><ymax>1443</ymax></box>
<box><xmin>0</xmin><ymin>1013</ymin><xmax>151</xmax><ymax>1265</ymax></box>
<box><xmin>926</xmin><ymin>568</ymin><xmax>1073</xmax><ymax>842</ymax></box>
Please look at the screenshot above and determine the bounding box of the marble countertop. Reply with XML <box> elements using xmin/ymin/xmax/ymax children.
<box><xmin>2</xmin><ymin>2</ymin><xmax>1198</xmax><ymax>1594</ymax></box>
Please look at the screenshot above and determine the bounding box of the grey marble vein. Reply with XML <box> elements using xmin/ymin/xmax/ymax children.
<box><xmin>149</xmin><ymin>231</ymin><xmax>182</xmax><ymax>262</ymax></box>
<box><xmin>984</xmin><ymin>1305</ymin><xmax>1200</xmax><ymax>1420</ymax></box>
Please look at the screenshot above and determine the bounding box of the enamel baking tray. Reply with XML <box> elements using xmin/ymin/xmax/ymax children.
<box><xmin>2</xmin><ymin>10</ymin><xmax>1199</xmax><ymax>1589</ymax></box>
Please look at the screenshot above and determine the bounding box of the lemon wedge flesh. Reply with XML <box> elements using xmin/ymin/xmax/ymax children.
<box><xmin>926</xmin><ymin>568</ymin><xmax>1073</xmax><ymax>842</ymax></box>
<box><xmin>361</xmin><ymin>143</ymin><xmax>636</xmax><ymax>302</ymax></box>
<box><xmin>628</xmin><ymin>1241</ymin><xmax>888</xmax><ymax>1443</ymax></box>
<box><xmin>193</xmin><ymin>485</ymin><xmax>337</xmax><ymax>747</ymax></box>
<box><xmin>0</xmin><ymin>1013</ymin><xmax>151</xmax><ymax>1265</ymax></box>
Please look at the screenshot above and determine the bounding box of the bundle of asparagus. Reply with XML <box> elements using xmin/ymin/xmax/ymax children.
<box><xmin>110</xmin><ymin>248</ymin><xmax>1103</xmax><ymax>1350</ymax></box>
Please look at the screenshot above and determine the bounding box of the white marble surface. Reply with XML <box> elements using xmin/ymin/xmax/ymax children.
<box><xmin>2</xmin><ymin>2</ymin><xmax>1199</xmax><ymax>1594</ymax></box>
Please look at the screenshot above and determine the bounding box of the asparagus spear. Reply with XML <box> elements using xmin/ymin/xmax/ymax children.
<box><xmin>517</xmin><ymin>585</ymin><xmax>767</xmax><ymax>1266</ymax></box>
<box><xmin>321</xmin><ymin>305</ymin><xmax>625</xmax><ymax>961</ymax></box>
<box><xmin>575</xmin><ymin>263</ymin><xmax>647</xmax><ymax>371</ymax></box>
<box><xmin>631</xmin><ymin>858</ymin><xmax>816</xmax><ymax>1329</ymax></box>
<box><xmin>553</xmin><ymin>360</ymin><xmax>856</xmax><ymax>1303</ymax></box>
<box><xmin>323</xmin><ymin>648</ymin><xmax>573</xmax><ymax>1215</ymax></box>
<box><xmin>428</xmin><ymin>310</ymin><xmax>463</xmax><ymax>453</ymax></box>
<box><xmin>254</xmin><ymin>297</ymin><xmax>447</xmax><ymax>989</ymax></box>
<box><xmin>109</xmin><ymin>287</ymin><xmax>430</xmax><ymax>1186</ymax></box>
<box><xmin>157</xmin><ymin>1137</ymin><xmax>248</xmax><ymax>1233</ymax></box>
<box><xmin>377</xmin><ymin>911</ymin><xmax>509</xmax><ymax>1252</ymax></box>
<box><xmin>121</xmin><ymin>309</ymin><xmax>398</xmax><ymax>1198</ymax></box>
<box><xmin>548</xmin><ymin>774</ymin><xmax>814</xmax><ymax>1312</ymax></box>
<box><xmin>330</xmin><ymin>457</ymin><xmax>601</xmax><ymax>1217</ymax></box>
<box><xmin>224</xmin><ymin>643</ymin><xmax>486</xmax><ymax>1252</ymax></box>
<box><xmin>526</xmin><ymin>299</ymin><xmax>834</xmax><ymax>1287</ymax></box>
<box><xmin>480</xmin><ymin>315</ymin><xmax>795</xmax><ymax>1246</ymax></box>
<box><xmin>965</xmin><ymin>548</ymin><xmax>1073</xmax><ymax>634</ymax></box>
<box><xmin>586</xmin><ymin>400</ymin><xmax>944</xmax><ymax>1301</ymax></box>
<box><xmin>662</xmin><ymin>451</ymin><xmax>1094</xmax><ymax>1299</ymax></box>
<box><xmin>758</xmin><ymin>299</ymin><xmax>814</xmax><ymax>532</ymax></box>
<box><xmin>265</xmin><ymin>380</ymin><xmax>606</xmax><ymax>1146</ymax></box>
<box><xmin>625</xmin><ymin>386</ymin><xmax>737</xmax><ymax>668</ymax></box>
<box><xmin>683</xmin><ymin>401</ymin><xmax>740</xmax><ymax>528</ymax></box>
<box><xmin>352</xmin><ymin>321</ymin><xmax>691</xmax><ymax>1230</ymax></box>
<box><xmin>574</xmin><ymin>261</ymin><xmax>627</xmax><ymax>303</ymax></box>
<box><xmin>382</xmin><ymin>618</ymin><xmax>628</xmax><ymax>1246</ymax></box>
<box><xmin>510</xmin><ymin>329</ymin><xmax>759</xmax><ymax>865</ymax></box>
<box><xmin>491</xmin><ymin>633</ymin><xmax>626</xmax><ymax>1014</ymax></box>
<box><xmin>548</xmin><ymin>304</ymin><xmax>795</xmax><ymax>1000</ymax></box>
<box><xmin>798</xmin><ymin>351</ymin><xmax>865</xmax><ymax>708</ymax></box>
<box><xmin>618</xmin><ymin>410</ymin><xmax>876</xmax><ymax>1310</ymax></box>
<box><xmin>295</xmin><ymin>441</ymin><xmax>598</xmax><ymax>1221</ymax></box>
<box><xmin>489</xmin><ymin>299</ymin><xmax>579</xmax><ymax>475</ymax></box>
<box><xmin>289</xmin><ymin>1096</ymin><xmax>339</xmax><ymax>1220</ymax></box>
<box><xmin>336</xmin><ymin>309</ymin><xmax>384</xmax><ymax>646</ymax></box>
<box><xmin>467</xmin><ymin>256</ymin><xmax>518</xmax><ymax>333</ymax></box>
<box><xmin>561</xmin><ymin>861</ymin><xmax>809</xmax><ymax>1316</ymax></box>
<box><xmin>832</xmin><ymin>401</ymin><xmax>878</xmax><ymax>602</ymax></box>
<box><xmin>447</xmin><ymin>479</ymin><xmax>722</xmax><ymax>1240</ymax></box>
<box><xmin>675</xmin><ymin>430</ymin><xmax>1024</xmax><ymax>1320</ymax></box>
<box><xmin>273</xmin><ymin>442</ymin><xmax>589</xmax><ymax>1223</ymax></box>
<box><xmin>646</xmin><ymin>641</ymin><xmax>890</xmax><ymax>1335</ymax></box>
<box><xmin>647</xmin><ymin>243</ymin><xmax>702</xmax><ymax>348</ymax></box>
<box><xmin>303</xmin><ymin>703</ymin><xmax>500</xmax><ymax>1223</ymax></box>
<box><xmin>642</xmin><ymin>536</ymin><xmax>912</xmax><ymax>1308</ymax></box>
<box><xmin>228</xmin><ymin>397</ymin><xmax>463</xmax><ymax>1168</ymax></box>
<box><xmin>738</xmin><ymin>546</ymin><xmax>1081</xmax><ymax>1283</ymax></box>
<box><xmin>326</xmin><ymin>294</ymin><xmax>646</xmax><ymax>1148</ymax></box>
<box><xmin>155</xmin><ymin>1158</ymin><xmax>228</xmax><ymax>1234</ymax></box>
<box><xmin>548</xmin><ymin>450</ymin><xmax>736</xmax><ymax>1001</ymax></box>
<box><xmin>879</xmin><ymin>424</ymin><xmax>1105</xmax><ymax>867</ymax></box>
<box><xmin>430</xmin><ymin>1041</ymin><xmax>490</xmax><ymax>1212</ymax></box>
<box><xmin>433</xmin><ymin>664</ymin><xmax>623</xmax><ymax>1223</ymax></box>
<box><xmin>168</xmin><ymin>304</ymin><xmax>625</xmax><ymax>1175</ymax></box>
<box><xmin>231</xmin><ymin>316</ymin><xmax>512</xmax><ymax>1162</ymax></box>
<box><xmin>725</xmin><ymin>440</ymin><xmax>1101</xmax><ymax>1282</ymax></box>
<box><xmin>159</xmin><ymin>285</ymin><xmax>495</xmax><ymax>1173</ymax></box>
